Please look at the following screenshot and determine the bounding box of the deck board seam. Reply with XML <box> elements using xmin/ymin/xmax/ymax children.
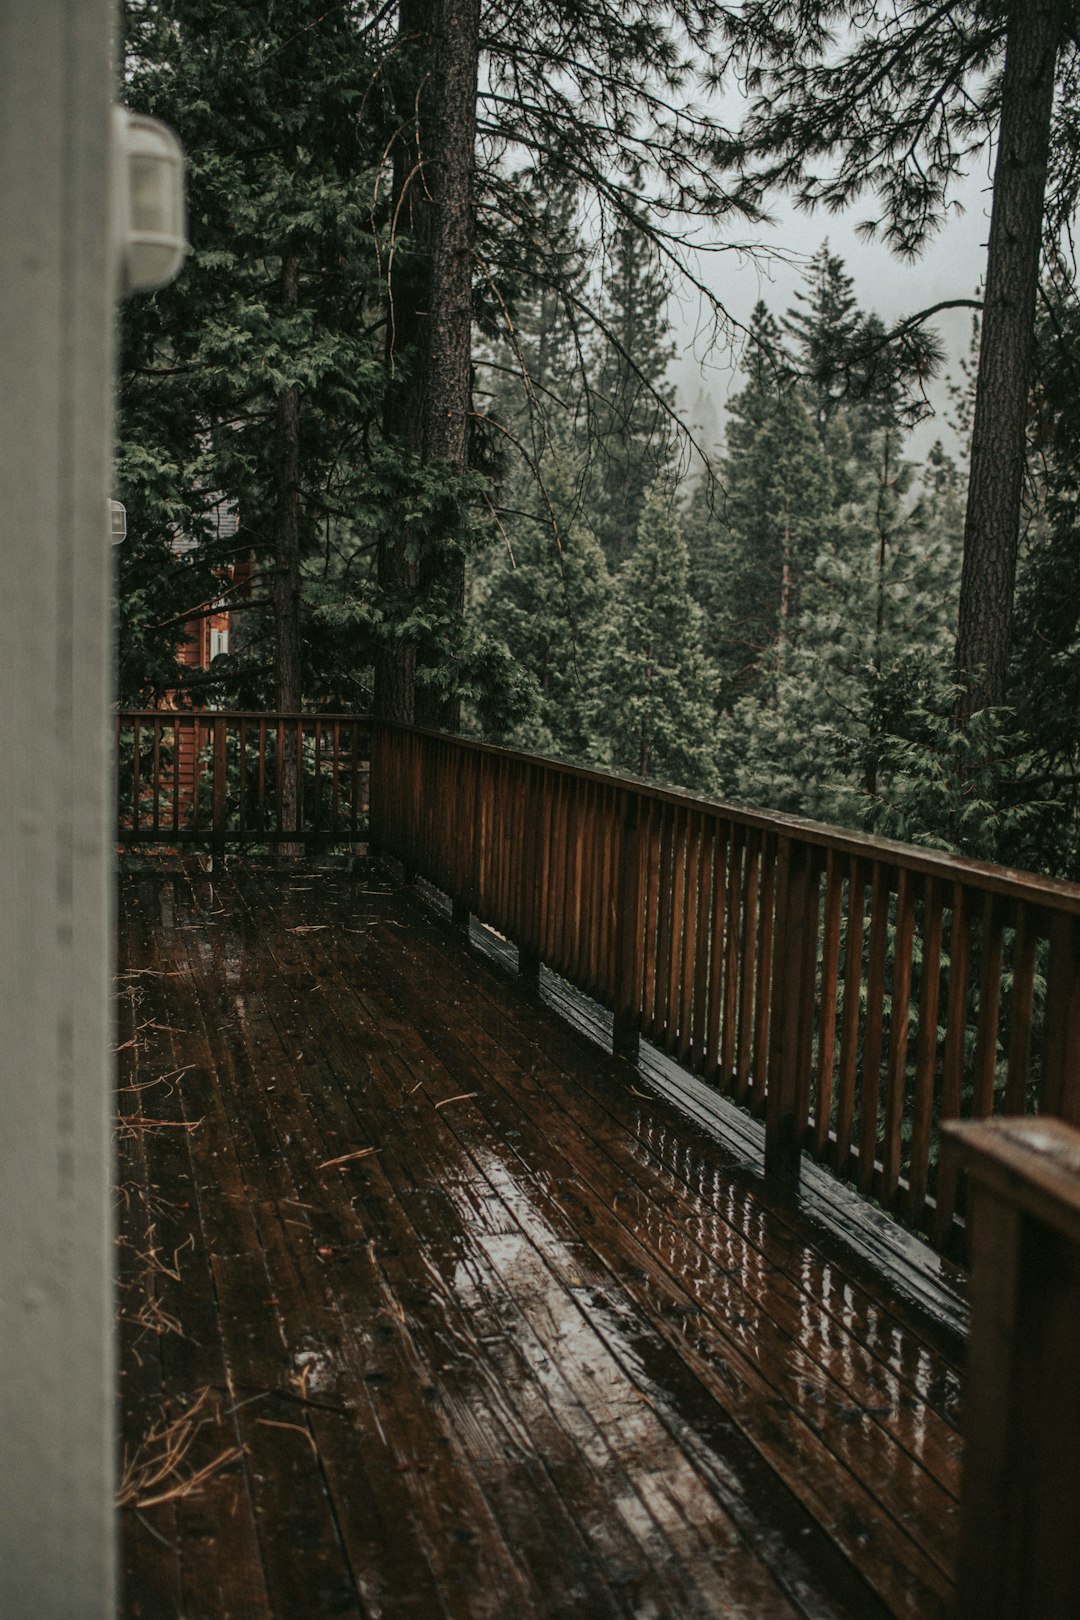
<box><xmin>271</xmin><ymin>873</ymin><xmax>952</xmax><ymax>1618</ymax></box>
<box><xmin>323</xmin><ymin>888</ymin><xmax>962</xmax><ymax>1590</ymax></box>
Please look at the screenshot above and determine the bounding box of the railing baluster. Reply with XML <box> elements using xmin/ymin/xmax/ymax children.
<box><xmin>973</xmin><ymin>894</ymin><xmax>1005</xmax><ymax>1119</ymax></box>
<box><xmin>857</xmin><ymin>864</ymin><xmax>891</xmax><ymax>1194</ymax></box>
<box><xmin>641</xmin><ymin>800</ymin><xmax>662</xmax><ymax>1042</ymax></box>
<box><xmin>834</xmin><ymin>855</ymin><xmax>866</xmax><ymax>1175</ymax></box>
<box><xmin>690</xmin><ymin>816</ymin><xmax>714</xmax><ymax>1074</ymax></box>
<box><xmin>667</xmin><ymin>806</ymin><xmax>693</xmax><ymax>1049</ymax></box>
<box><xmin>295</xmin><ymin>718</ymin><xmax>304</xmax><ymax>839</ymax></box>
<box><xmin>331</xmin><ymin>719</ymin><xmax>340</xmax><ymax>836</ymax></box>
<box><xmin>612</xmin><ymin>792</ymin><xmax>643</xmax><ymax>1060</ymax></box>
<box><xmin>813</xmin><ymin>850</ymin><xmax>844</xmax><ymax>1159</ymax></box>
<box><xmin>934</xmin><ymin>888</ymin><xmax>972</xmax><ymax>1248</ymax></box>
<box><xmin>151</xmin><ymin>718</ymin><xmax>161</xmax><ymax>837</ymax></box>
<box><xmin>1004</xmin><ymin>909</ymin><xmax>1037</xmax><ymax>1115</ymax></box>
<box><xmin>882</xmin><ymin>868</ymin><xmax>916</xmax><ymax>1201</ymax></box>
<box><xmin>212</xmin><ymin>715</ymin><xmax>227</xmax><ymax>868</ymax></box>
<box><xmin>765</xmin><ymin>837</ymin><xmax>813</xmax><ymax>1181</ymax></box>
<box><xmin>751</xmin><ymin>834</ymin><xmax>777</xmax><ymax>1120</ymax></box>
<box><xmin>721</xmin><ymin>826</ymin><xmax>744</xmax><ymax>1089</ymax></box>
<box><xmin>907</xmin><ymin>877</ymin><xmax>944</xmax><ymax>1229</ymax></box>
<box><xmin>238</xmin><ymin>717</ymin><xmax>248</xmax><ymax>837</ymax></box>
<box><xmin>654</xmin><ymin>806</ymin><xmax>677</xmax><ymax>1050</ymax></box>
<box><xmin>132</xmin><ymin>715</ymin><xmax>142</xmax><ymax>835</ymax></box>
<box><xmin>793</xmin><ymin>848</ymin><xmax>822</xmax><ymax>1147</ymax></box>
<box><xmin>735</xmin><ymin>831</ymin><xmax>761</xmax><ymax>1104</ymax></box>
<box><xmin>703</xmin><ymin>821</ymin><xmax>728</xmax><ymax>1082</ymax></box>
<box><xmin>171</xmin><ymin>718</ymin><xmax>180</xmax><ymax>836</ymax></box>
<box><xmin>313</xmin><ymin>718</ymin><xmax>322</xmax><ymax>837</ymax></box>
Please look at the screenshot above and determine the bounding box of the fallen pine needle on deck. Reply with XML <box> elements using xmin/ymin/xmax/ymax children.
<box><xmin>256</xmin><ymin>1418</ymin><xmax>319</xmax><ymax>1455</ymax></box>
<box><xmin>317</xmin><ymin>1146</ymin><xmax>379</xmax><ymax>1169</ymax></box>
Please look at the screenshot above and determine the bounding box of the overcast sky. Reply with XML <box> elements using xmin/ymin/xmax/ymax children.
<box><xmin>672</xmin><ymin>160</ymin><xmax>995</xmax><ymax>462</ymax></box>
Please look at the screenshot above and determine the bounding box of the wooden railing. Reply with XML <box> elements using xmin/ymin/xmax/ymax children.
<box><xmin>369</xmin><ymin>720</ymin><xmax>1080</xmax><ymax>1255</ymax></box>
<box><xmin>116</xmin><ymin>711</ymin><xmax>370</xmax><ymax>856</ymax></box>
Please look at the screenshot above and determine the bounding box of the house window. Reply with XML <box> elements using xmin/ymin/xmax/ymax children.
<box><xmin>209</xmin><ymin>626</ymin><xmax>229</xmax><ymax>660</ymax></box>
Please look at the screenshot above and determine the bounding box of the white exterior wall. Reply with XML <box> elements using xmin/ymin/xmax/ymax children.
<box><xmin>0</xmin><ymin>3</ymin><xmax>117</xmax><ymax>1615</ymax></box>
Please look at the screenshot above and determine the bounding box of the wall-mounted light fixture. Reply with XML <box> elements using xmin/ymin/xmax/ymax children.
<box><xmin>112</xmin><ymin>108</ymin><xmax>187</xmax><ymax>296</ymax></box>
<box><xmin>108</xmin><ymin>499</ymin><xmax>127</xmax><ymax>544</ymax></box>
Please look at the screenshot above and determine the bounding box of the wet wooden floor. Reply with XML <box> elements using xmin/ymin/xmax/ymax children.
<box><xmin>116</xmin><ymin>858</ymin><xmax>965</xmax><ymax>1620</ymax></box>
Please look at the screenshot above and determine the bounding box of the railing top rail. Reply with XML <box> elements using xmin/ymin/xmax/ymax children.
<box><xmin>372</xmin><ymin>718</ymin><xmax>1080</xmax><ymax>918</ymax></box>
<box><xmin>117</xmin><ymin>710</ymin><xmax>372</xmax><ymax>724</ymax></box>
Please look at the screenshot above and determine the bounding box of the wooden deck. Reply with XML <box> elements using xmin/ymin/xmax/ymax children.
<box><xmin>116</xmin><ymin>858</ymin><xmax>967</xmax><ymax>1620</ymax></box>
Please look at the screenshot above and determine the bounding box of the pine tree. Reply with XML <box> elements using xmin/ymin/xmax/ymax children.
<box><xmin>118</xmin><ymin>0</ymin><xmax>388</xmax><ymax>708</ymax></box>
<box><xmin>378</xmin><ymin>0</ymin><xmax>482</xmax><ymax>729</ymax></box>
<box><xmin>783</xmin><ymin>246</ymin><xmax>908</xmax><ymax>502</ymax></box>
<box><xmin>1006</xmin><ymin>274</ymin><xmax>1080</xmax><ymax>876</ymax></box>
<box><xmin>591</xmin><ymin>217</ymin><xmax>677</xmax><ymax>565</ymax></box>
<box><xmin>477</xmin><ymin>433</ymin><xmax>613</xmax><ymax>759</ymax></box>
<box><xmin>599</xmin><ymin>484</ymin><xmax>717</xmax><ymax>791</ymax></box>
<box><xmin>703</xmin><ymin>303</ymin><xmax>836</xmax><ymax>699</ymax></box>
<box><xmin>718</xmin><ymin>0</ymin><xmax>1078</xmax><ymax>724</ymax></box>
<box><xmin>714</xmin><ymin>426</ymin><xmax>962</xmax><ymax>826</ymax></box>
<box><xmin>375</xmin><ymin>0</ymin><xmax>772</xmax><ymax>727</ymax></box>
<box><xmin>783</xmin><ymin>243</ymin><xmax>862</xmax><ymax>432</ymax></box>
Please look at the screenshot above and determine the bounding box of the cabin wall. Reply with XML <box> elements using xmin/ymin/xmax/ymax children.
<box><xmin>0</xmin><ymin>3</ymin><xmax>117</xmax><ymax>1614</ymax></box>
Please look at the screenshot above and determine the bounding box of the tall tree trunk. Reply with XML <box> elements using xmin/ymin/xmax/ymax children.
<box><xmin>274</xmin><ymin>252</ymin><xmax>302</xmax><ymax>844</ymax></box>
<box><xmin>954</xmin><ymin>0</ymin><xmax>1064</xmax><ymax>725</ymax></box>
<box><xmin>376</xmin><ymin>0</ymin><xmax>479</xmax><ymax>730</ymax></box>
<box><xmin>375</xmin><ymin>0</ymin><xmax>429</xmax><ymax>724</ymax></box>
<box><xmin>413</xmin><ymin>0</ymin><xmax>480</xmax><ymax>732</ymax></box>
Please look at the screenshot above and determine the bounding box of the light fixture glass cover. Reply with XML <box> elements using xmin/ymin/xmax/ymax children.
<box><xmin>114</xmin><ymin>109</ymin><xmax>187</xmax><ymax>295</ymax></box>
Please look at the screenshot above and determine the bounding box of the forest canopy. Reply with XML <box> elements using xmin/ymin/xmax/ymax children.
<box><xmin>117</xmin><ymin>0</ymin><xmax>1080</xmax><ymax>880</ymax></box>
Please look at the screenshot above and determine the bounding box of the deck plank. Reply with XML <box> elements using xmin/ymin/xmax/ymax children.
<box><xmin>364</xmin><ymin>890</ymin><xmax>964</xmax><ymax>1486</ymax></box>
<box><xmin>222</xmin><ymin>876</ymin><xmax>775</xmax><ymax>1619</ymax></box>
<box><xmin>117</xmin><ymin>860</ymin><xmax>964</xmax><ymax>1620</ymax></box>
<box><xmin>117</xmin><ymin>880</ymin><xmax>272</xmax><ymax>1620</ymax></box>
<box><xmin>290</xmin><ymin>876</ymin><xmax>954</xmax><ymax>1618</ymax></box>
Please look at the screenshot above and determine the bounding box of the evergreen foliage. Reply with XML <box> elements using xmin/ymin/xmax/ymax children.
<box><xmin>111</xmin><ymin>1</ymin><xmax>1080</xmax><ymax>891</ymax></box>
<box><xmin>599</xmin><ymin>484</ymin><xmax>718</xmax><ymax>792</ymax></box>
<box><xmin>714</xmin><ymin>426</ymin><xmax>960</xmax><ymax>825</ymax></box>
<box><xmin>714</xmin><ymin>302</ymin><xmax>837</xmax><ymax>696</ymax></box>
<box><xmin>475</xmin><ymin>438</ymin><xmax>613</xmax><ymax>758</ymax></box>
<box><xmin>1006</xmin><ymin>276</ymin><xmax>1080</xmax><ymax>877</ymax></box>
<box><xmin>716</xmin><ymin>1</ymin><xmax>1079</xmax><ymax>724</ymax></box>
<box><xmin>118</xmin><ymin>0</ymin><xmax>389</xmax><ymax>707</ymax></box>
<box><xmin>591</xmin><ymin>219</ymin><xmax>678</xmax><ymax>565</ymax></box>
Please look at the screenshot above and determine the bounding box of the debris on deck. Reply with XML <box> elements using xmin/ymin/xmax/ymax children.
<box><xmin>116</xmin><ymin>857</ymin><xmax>964</xmax><ymax>1620</ymax></box>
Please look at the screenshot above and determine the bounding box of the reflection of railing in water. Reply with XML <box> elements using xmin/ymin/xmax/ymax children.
<box><xmin>369</xmin><ymin>719</ymin><xmax>1080</xmax><ymax>1258</ymax></box>
<box><xmin>116</xmin><ymin>711</ymin><xmax>370</xmax><ymax>856</ymax></box>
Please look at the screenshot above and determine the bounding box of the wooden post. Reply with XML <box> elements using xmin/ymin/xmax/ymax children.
<box><xmin>0</xmin><ymin>4</ymin><xmax>117</xmax><ymax>1612</ymax></box>
<box><xmin>212</xmin><ymin>714</ymin><xmax>228</xmax><ymax>871</ymax></box>
<box><xmin>517</xmin><ymin>763</ymin><xmax>543</xmax><ymax>987</ymax></box>
<box><xmin>765</xmin><ymin>836</ymin><xmax>811</xmax><ymax>1185</ymax></box>
<box><xmin>612</xmin><ymin>794</ymin><xmax>643</xmax><ymax>1061</ymax></box>
<box><xmin>944</xmin><ymin>1118</ymin><xmax>1080</xmax><ymax>1620</ymax></box>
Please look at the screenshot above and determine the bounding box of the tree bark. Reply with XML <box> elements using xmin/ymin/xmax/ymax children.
<box><xmin>413</xmin><ymin>0</ymin><xmax>480</xmax><ymax>732</ymax></box>
<box><xmin>376</xmin><ymin>0</ymin><xmax>479</xmax><ymax>730</ymax></box>
<box><xmin>955</xmin><ymin>0</ymin><xmax>1065</xmax><ymax>725</ymax></box>
<box><xmin>273</xmin><ymin>252</ymin><xmax>302</xmax><ymax>845</ymax></box>
<box><xmin>274</xmin><ymin>252</ymin><xmax>303</xmax><ymax>712</ymax></box>
<box><xmin>375</xmin><ymin>0</ymin><xmax>429</xmax><ymax>723</ymax></box>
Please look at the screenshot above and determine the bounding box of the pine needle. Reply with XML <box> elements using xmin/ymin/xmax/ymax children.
<box><xmin>317</xmin><ymin>1146</ymin><xmax>379</xmax><ymax>1169</ymax></box>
